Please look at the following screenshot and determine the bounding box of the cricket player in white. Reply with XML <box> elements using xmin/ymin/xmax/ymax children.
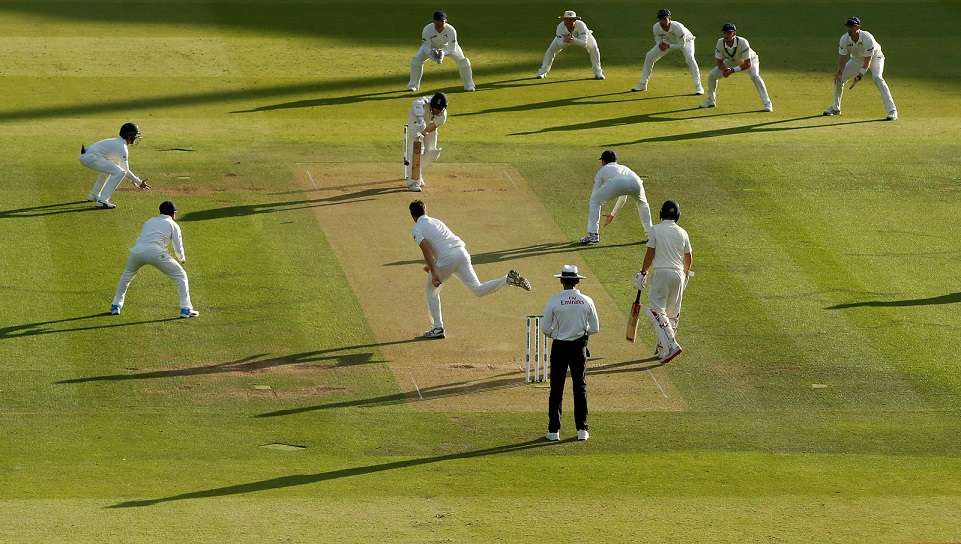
<box><xmin>634</xmin><ymin>200</ymin><xmax>691</xmax><ymax>364</ymax></box>
<box><xmin>409</xmin><ymin>200</ymin><xmax>531</xmax><ymax>339</ymax></box>
<box><xmin>80</xmin><ymin>122</ymin><xmax>151</xmax><ymax>209</ymax></box>
<box><xmin>405</xmin><ymin>93</ymin><xmax>448</xmax><ymax>191</ymax></box>
<box><xmin>700</xmin><ymin>23</ymin><xmax>772</xmax><ymax>111</ymax></box>
<box><xmin>579</xmin><ymin>150</ymin><xmax>653</xmax><ymax>245</ymax></box>
<box><xmin>110</xmin><ymin>201</ymin><xmax>198</xmax><ymax>318</ymax></box>
<box><xmin>536</xmin><ymin>10</ymin><xmax>605</xmax><ymax>80</ymax></box>
<box><xmin>408</xmin><ymin>11</ymin><xmax>475</xmax><ymax>92</ymax></box>
<box><xmin>632</xmin><ymin>8</ymin><xmax>703</xmax><ymax>94</ymax></box>
<box><xmin>823</xmin><ymin>17</ymin><xmax>897</xmax><ymax>120</ymax></box>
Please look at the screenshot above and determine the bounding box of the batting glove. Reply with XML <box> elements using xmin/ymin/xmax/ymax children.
<box><xmin>633</xmin><ymin>271</ymin><xmax>647</xmax><ymax>290</ymax></box>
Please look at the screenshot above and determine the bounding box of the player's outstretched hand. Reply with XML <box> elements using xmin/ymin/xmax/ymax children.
<box><xmin>658</xmin><ymin>42</ymin><xmax>670</xmax><ymax>51</ymax></box>
<box><xmin>139</xmin><ymin>179</ymin><xmax>151</xmax><ymax>190</ymax></box>
<box><xmin>603</xmin><ymin>213</ymin><xmax>615</xmax><ymax>226</ymax></box>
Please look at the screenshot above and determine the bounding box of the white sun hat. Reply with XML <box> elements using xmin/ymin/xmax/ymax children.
<box><xmin>554</xmin><ymin>264</ymin><xmax>586</xmax><ymax>279</ymax></box>
<box><xmin>558</xmin><ymin>10</ymin><xmax>580</xmax><ymax>19</ymax></box>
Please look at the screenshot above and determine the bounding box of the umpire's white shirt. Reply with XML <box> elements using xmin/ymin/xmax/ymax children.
<box><xmin>412</xmin><ymin>215</ymin><xmax>464</xmax><ymax>258</ymax></box>
<box><xmin>839</xmin><ymin>30</ymin><xmax>882</xmax><ymax>59</ymax></box>
<box><xmin>542</xmin><ymin>289</ymin><xmax>600</xmax><ymax>341</ymax></box>
<box><xmin>133</xmin><ymin>215</ymin><xmax>186</xmax><ymax>261</ymax></box>
<box><xmin>648</xmin><ymin>220</ymin><xmax>691</xmax><ymax>270</ymax></box>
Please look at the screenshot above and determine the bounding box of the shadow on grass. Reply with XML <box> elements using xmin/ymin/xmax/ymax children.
<box><xmin>108</xmin><ymin>437</ymin><xmax>569</xmax><ymax>508</ymax></box>
<box><xmin>589</xmin><ymin>356</ymin><xmax>663</xmax><ymax>376</ymax></box>
<box><xmin>463</xmin><ymin>91</ymin><xmax>690</xmax><ymax>117</ymax></box>
<box><xmin>826</xmin><ymin>292</ymin><xmax>961</xmax><ymax>309</ymax></box>
<box><xmin>179</xmin><ymin>181</ymin><xmax>407</xmax><ymax>221</ymax></box>
<box><xmin>1</xmin><ymin>313</ymin><xmax>177</xmax><ymax>340</ymax></box>
<box><xmin>510</xmin><ymin>106</ymin><xmax>747</xmax><ymax>135</ymax></box>
<box><xmin>383</xmin><ymin>240</ymin><xmax>646</xmax><ymax>267</ymax></box>
<box><xmin>55</xmin><ymin>338</ymin><xmax>427</xmax><ymax>384</ymax></box>
<box><xmin>0</xmin><ymin>200</ymin><xmax>101</xmax><ymax>219</ymax></box>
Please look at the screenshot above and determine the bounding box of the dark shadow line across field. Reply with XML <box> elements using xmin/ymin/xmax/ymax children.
<box><xmin>55</xmin><ymin>339</ymin><xmax>426</xmax><ymax>384</ymax></box>
<box><xmin>179</xmin><ymin>183</ymin><xmax>407</xmax><ymax>221</ymax></box>
<box><xmin>511</xmin><ymin>107</ymin><xmax>755</xmax><ymax>135</ymax></box>
<box><xmin>589</xmin><ymin>357</ymin><xmax>663</xmax><ymax>376</ymax></box>
<box><xmin>462</xmin><ymin>91</ymin><xmax>691</xmax><ymax>117</ymax></box>
<box><xmin>108</xmin><ymin>438</ymin><xmax>568</xmax><ymax>508</ymax></box>
<box><xmin>383</xmin><ymin>240</ymin><xmax>646</xmax><ymax>267</ymax></box>
<box><xmin>0</xmin><ymin>200</ymin><xmax>101</xmax><ymax>219</ymax></box>
<box><xmin>602</xmin><ymin>115</ymin><xmax>886</xmax><ymax>146</ymax></box>
<box><xmin>826</xmin><ymin>292</ymin><xmax>961</xmax><ymax>309</ymax></box>
<box><xmin>1</xmin><ymin>314</ymin><xmax>177</xmax><ymax>340</ymax></box>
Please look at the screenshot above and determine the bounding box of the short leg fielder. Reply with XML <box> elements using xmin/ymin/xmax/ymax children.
<box><xmin>587</xmin><ymin>176</ymin><xmax>653</xmax><ymax>236</ymax></box>
<box><xmin>538</xmin><ymin>36</ymin><xmax>604</xmax><ymax>78</ymax></box>
<box><xmin>706</xmin><ymin>60</ymin><xmax>771</xmax><ymax>108</ymax></box>
<box><xmin>80</xmin><ymin>154</ymin><xmax>130</xmax><ymax>203</ymax></box>
<box><xmin>112</xmin><ymin>250</ymin><xmax>193</xmax><ymax>310</ymax></box>
<box><xmin>638</xmin><ymin>41</ymin><xmax>702</xmax><ymax>92</ymax></box>
<box><xmin>832</xmin><ymin>56</ymin><xmax>896</xmax><ymax>114</ymax></box>
<box><xmin>409</xmin><ymin>44</ymin><xmax>475</xmax><ymax>91</ymax></box>
<box><xmin>425</xmin><ymin>247</ymin><xmax>508</xmax><ymax>329</ymax></box>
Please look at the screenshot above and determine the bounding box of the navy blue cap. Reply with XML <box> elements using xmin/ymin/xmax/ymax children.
<box><xmin>722</xmin><ymin>22</ymin><xmax>736</xmax><ymax>32</ymax></box>
<box><xmin>159</xmin><ymin>201</ymin><xmax>177</xmax><ymax>215</ymax></box>
<box><xmin>599</xmin><ymin>150</ymin><xmax>617</xmax><ymax>163</ymax></box>
<box><xmin>845</xmin><ymin>17</ymin><xmax>861</xmax><ymax>26</ymax></box>
<box><xmin>656</xmin><ymin>8</ymin><xmax>671</xmax><ymax>19</ymax></box>
<box><xmin>433</xmin><ymin>11</ymin><xmax>447</xmax><ymax>21</ymax></box>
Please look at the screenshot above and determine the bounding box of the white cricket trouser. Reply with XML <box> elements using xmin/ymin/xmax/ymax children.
<box><xmin>646</xmin><ymin>268</ymin><xmax>685</xmax><ymax>352</ymax></box>
<box><xmin>404</xmin><ymin>113</ymin><xmax>441</xmax><ymax>180</ymax></box>
<box><xmin>706</xmin><ymin>59</ymin><xmax>771</xmax><ymax>107</ymax></box>
<box><xmin>832</xmin><ymin>56</ymin><xmax>896</xmax><ymax>114</ymax></box>
<box><xmin>112</xmin><ymin>248</ymin><xmax>193</xmax><ymax>310</ymax></box>
<box><xmin>538</xmin><ymin>35</ymin><xmax>604</xmax><ymax>77</ymax></box>
<box><xmin>426</xmin><ymin>247</ymin><xmax>507</xmax><ymax>328</ymax></box>
<box><xmin>639</xmin><ymin>41</ymin><xmax>702</xmax><ymax>91</ymax></box>
<box><xmin>586</xmin><ymin>175</ymin><xmax>652</xmax><ymax>235</ymax></box>
<box><xmin>409</xmin><ymin>44</ymin><xmax>475</xmax><ymax>90</ymax></box>
<box><xmin>80</xmin><ymin>154</ymin><xmax>128</xmax><ymax>202</ymax></box>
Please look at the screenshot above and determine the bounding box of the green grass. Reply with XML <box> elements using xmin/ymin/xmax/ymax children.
<box><xmin>2</xmin><ymin>1</ymin><xmax>961</xmax><ymax>542</ymax></box>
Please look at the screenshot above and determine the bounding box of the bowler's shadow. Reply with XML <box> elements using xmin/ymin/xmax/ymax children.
<box><xmin>383</xmin><ymin>240</ymin><xmax>646</xmax><ymax>267</ymax></box>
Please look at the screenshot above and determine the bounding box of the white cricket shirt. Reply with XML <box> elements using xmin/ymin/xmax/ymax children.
<box><xmin>82</xmin><ymin>136</ymin><xmax>143</xmax><ymax>184</ymax></box>
<box><xmin>421</xmin><ymin>23</ymin><xmax>458</xmax><ymax>51</ymax></box>
<box><xmin>555</xmin><ymin>20</ymin><xmax>592</xmax><ymax>45</ymax></box>
<box><xmin>541</xmin><ymin>288</ymin><xmax>600</xmax><ymax>341</ymax></box>
<box><xmin>652</xmin><ymin>21</ymin><xmax>694</xmax><ymax>47</ymax></box>
<box><xmin>838</xmin><ymin>30</ymin><xmax>883</xmax><ymax>59</ymax></box>
<box><xmin>411</xmin><ymin>215</ymin><xmax>465</xmax><ymax>258</ymax></box>
<box><xmin>592</xmin><ymin>162</ymin><xmax>643</xmax><ymax>193</ymax></box>
<box><xmin>714</xmin><ymin>36</ymin><xmax>758</xmax><ymax>66</ymax></box>
<box><xmin>410</xmin><ymin>96</ymin><xmax>448</xmax><ymax>130</ymax></box>
<box><xmin>647</xmin><ymin>220</ymin><xmax>691</xmax><ymax>271</ymax></box>
<box><xmin>132</xmin><ymin>215</ymin><xmax>185</xmax><ymax>261</ymax></box>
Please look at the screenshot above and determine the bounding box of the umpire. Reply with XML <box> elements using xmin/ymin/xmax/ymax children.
<box><xmin>541</xmin><ymin>265</ymin><xmax>600</xmax><ymax>442</ymax></box>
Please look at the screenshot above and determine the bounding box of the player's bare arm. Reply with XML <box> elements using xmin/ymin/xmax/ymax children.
<box><xmin>683</xmin><ymin>252</ymin><xmax>692</xmax><ymax>276</ymax></box>
<box><xmin>835</xmin><ymin>54</ymin><xmax>849</xmax><ymax>81</ymax></box>
<box><xmin>640</xmin><ymin>247</ymin><xmax>656</xmax><ymax>275</ymax></box>
<box><xmin>419</xmin><ymin>239</ymin><xmax>442</xmax><ymax>286</ymax></box>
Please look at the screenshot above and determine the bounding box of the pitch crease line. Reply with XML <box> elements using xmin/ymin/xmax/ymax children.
<box><xmin>647</xmin><ymin>369</ymin><xmax>669</xmax><ymax>400</ymax></box>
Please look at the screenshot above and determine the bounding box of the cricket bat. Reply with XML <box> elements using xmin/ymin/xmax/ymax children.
<box><xmin>411</xmin><ymin>140</ymin><xmax>422</xmax><ymax>180</ymax></box>
<box><xmin>626</xmin><ymin>290</ymin><xmax>642</xmax><ymax>342</ymax></box>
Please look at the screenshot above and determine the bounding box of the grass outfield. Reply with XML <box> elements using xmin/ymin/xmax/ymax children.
<box><xmin>2</xmin><ymin>1</ymin><xmax>961</xmax><ymax>542</ymax></box>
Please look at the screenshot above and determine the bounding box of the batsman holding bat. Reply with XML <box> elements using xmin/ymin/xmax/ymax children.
<box><xmin>633</xmin><ymin>200</ymin><xmax>692</xmax><ymax>364</ymax></box>
<box><xmin>404</xmin><ymin>92</ymin><xmax>448</xmax><ymax>192</ymax></box>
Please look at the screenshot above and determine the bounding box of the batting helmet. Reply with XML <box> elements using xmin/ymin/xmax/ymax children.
<box><xmin>430</xmin><ymin>92</ymin><xmax>448</xmax><ymax>110</ymax></box>
<box><xmin>119</xmin><ymin>122</ymin><xmax>141</xmax><ymax>143</ymax></box>
<box><xmin>660</xmin><ymin>200</ymin><xmax>681</xmax><ymax>221</ymax></box>
<box><xmin>159</xmin><ymin>201</ymin><xmax>177</xmax><ymax>216</ymax></box>
<box><xmin>722</xmin><ymin>23</ymin><xmax>737</xmax><ymax>33</ymax></box>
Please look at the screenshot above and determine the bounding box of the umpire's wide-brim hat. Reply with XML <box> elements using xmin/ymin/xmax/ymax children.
<box><xmin>559</xmin><ymin>10</ymin><xmax>580</xmax><ymax>19</ymax></box>
<box><xmin>554</xmin><ymin>264</ymin><xmax>586</xmax><ymax>279</ymax></box>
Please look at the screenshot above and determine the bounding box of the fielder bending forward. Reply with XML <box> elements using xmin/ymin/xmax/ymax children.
<box><xmin>632</xmin><ymin>8</ymin><xmax>703</xmax><ymax>94</ymax></box>
<box><xmin>405</xmin><ymin>93</ymin><xmax>448</xmax><ymax>192</ymax></box>
<box><xmin>80</xmin><ymin>122</ymin><xmax>151</xmax><ymax>209</ymax></box>
<box><xmin>700</xmin><ymin>23</ymin><xmax>772</xmax><ymax>111</ymax></box>
<box><xmin>408</xmin><ymin>11</ymin><xmax>475</xmax><ymax>92</ymax></box>
<box><xmin>634</xmin><ymin>200</ymin><xmax>691</xmax><ymax>364</ymax></box>
<box><xmin>823</xmin><ymin>17</ymin><xmax>897</xmax><ymax>120</ymax></box>
<box><xmin>579</xmin><ymin>150</ymin><xmax>653</xmax><ymax>245</ymax></box>
<box><xmin>536</xmin><ymin>10</ymin><xmax>605</xmax><ymax>80</ymax></box>
<box><xmin>409</xmin><ymin>200</ymin><xmax>531</xmax><ymax>339</ymax></box>
<box><xmin>110</xmin><ymin>201</ymin><xmax>199</xmax><ymax>318</ymax></box>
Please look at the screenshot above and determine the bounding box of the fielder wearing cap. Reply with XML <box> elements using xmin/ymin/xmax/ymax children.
<box><xmin>631</xmin><ymin>8</ymin><xmax>703</xmax><ymax>94</ymax></box>
<box><xmin>634</xmin><ymin>200</ymin><xmax>692</xmax><ymax>364</ymax></box>
<box><xmin>110</xmin><ymin>201</ymin><xmax>199</xmax><ymax>319</ymax></box>
<box><xmin>404</xmin><ymin>92</ymin><xmax>448</xmax><ymax>191</ymax></box>
<box><xmin>409</xmin><ymin>200</ymin><xmax>531</xmax><ymax>339</ymax></box>
<box><xmin>823</xmin><ymin>17</ymin><xmax>898</xmax><ymax>120</ymax></box>
<box><xmin>541</xmin><ymin>264</ymin><xmax>599</xmax><ymax>442</ymax></box>
<box><xmin>700</xmin><ymin>22</ymin><xmax>773</xmax><ymax>112</ymax></box>
<box><xmin>534</xmin><ymin>10</ymin><xmax>605</xmax><ymax>80</ymax></box>
<box><xmin>579</xmin><ymin>150</ymin><xmax>653</xmax><ymax>245</ymax></box>
<box><xmin>79</xmin><ymin>122</ymin><xmax>151</xmax><ymax>209</ymax></box>
<box><xmin>407</xmin><ymin>10</ymin><xmax>475</xmax><ymax>92</ymax></box>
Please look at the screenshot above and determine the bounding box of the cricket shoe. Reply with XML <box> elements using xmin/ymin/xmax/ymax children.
<box><xmin>822</xmin><ymin>106</ymin><xmax>841</xmax><ymax>116</ymax></box>
<box><xmin>698</xmin><ymin>99</ymin><xmax>716</xmax><ymax>109</ymax></box>
<box><xmin>630</xmin><ymin>84</ymin><xmax>647</xmax><ymax>92</ymax></box>
<box><xmin>97</xmin><ymin>200</ymin><xmax>117</xmax><ymax>209</ymax></box>
<box><xmin>763</xmin><ymin>103</ymin><xmax>774</xmax><ymax>112</ymax></box>
<box><xmin>506</xmin><ymin>270</ymin><xmax>532</xmax><ymax>291</ymax></box>
<box><xmin>577</xmin><ymin>429</ymin><xmax>589</xmax><ymax>441</ymax></box>
<box><xmin>423</xmin><ymin>326</ymin><xmax>445</xmax><ymax>339</ymax></box>
<box><xmin>545</xmin><ymin>431</ymin><xmax>560</xmax><ymax>442</ymax></box>
<box><xmin>180</xmin><ymin>308</ymin><xmax>200</xmax><ymax>318</ymax></box>
<box><xmin>405</xmin><ymin>178</ymin><xmax>423</xmax><ymax>192</ymax></box>
<box><xmin>407</xmin><ymin>86</ymin><xmax>418</xmax><ymax>92</ymax></box>
<box><xmin>110</xmin><ymin>304</ymin><xmax>121</xmax><ymax>315</ymax></box>
<box><xmin>694</xmin><ymin>87</ymin><xmax>705</xmax><ymax>95</ymax></box>
<box><xmin>534</xmin><ymin>73</ymin><xmax>547</xmax><ymax>79</ymax></box>
<box><xmin>660</xmin><ymin>345</ymin><xmax>682</xmax><ymax>364</ymax></box>
<box><xmin>594</xmin><ymin>73</ymin><xmax>606</xmax><ymax>80</ymax></box>
<box><xmin>464</xmin><ymin>85</ymin><xmax>476</xmax><ymax>92</ymax></box>
<box><xmin>579</xmin><ymin>233</ymin><xmax>599</xmax><ymax>245</ymax></box>
<box><xmin>886</xmin><ymin>110</ymin><xmax>898</xmax><ymax>121</ymax></box>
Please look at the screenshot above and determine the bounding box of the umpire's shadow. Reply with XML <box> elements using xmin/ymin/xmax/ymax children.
<box><xmin>826</xmin><ymin>291</ymin><xmax>961</xmax><ymax>310</ymax></box>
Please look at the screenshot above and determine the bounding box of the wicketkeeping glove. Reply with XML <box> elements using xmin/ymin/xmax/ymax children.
<box><xmin>633</xmin><ymin>271</ymin><xmax>647</xmax><ymax>290</ymax></box>
<box><xmin>430</xmin><ymin>48</ymin><xmax>445</xmax><ymax>64</ymax></box>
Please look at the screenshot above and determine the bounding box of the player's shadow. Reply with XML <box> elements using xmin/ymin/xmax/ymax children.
<box><xmin>0</xmin><ymin>313</ymin><xmax>178</xmax><ymax>340</ymax></box>
<box><xmin>179</xmin><ymin>182</ymin><xmax>407</xmax><ymax>221</ymax></box>
<box><xmin>826</xmin><ymin>291</ymin><xmax>961</xmax><ymax>310</ymax></box>
<box><xmin>0</xmin><ymin>200</ymin><xmax>101</xmax><ymax>219</ymax></box>
<box><xmin>108</xmin><ymin>438</ymin><xmax>567</xmax><ymax>508</ymax></box>
<box><xmin>461</xmin><ymin>91</ymin><xmax>689</xmax><ymax>117</ymax></box>
<box><xmin>55</xmin><ymin>339</ymin><xmax>425</xmax><ymax>384</ymax></box>
<box><xmin>511</xmin><ymin>107</ymin><xmax>752</xmax><ymax>136</ymax></box>
<box><xmin>382</xmin><ymin>240</ymin><xmax>645</xmax><ymax>268</ymax></box>
<box><xmin>602</xmin><ymin>115</ymin><xmax>885</xmax><ymax>146</ymax></box>
<box><xmin>589</xmin><ymin>356</ymin><xmax>663</xmax><ymax>376</ymax></box>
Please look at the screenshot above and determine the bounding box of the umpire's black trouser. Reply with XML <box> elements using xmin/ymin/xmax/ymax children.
<box><xmin>547</xmin><ymin>336</ymin><xmax>588</xmax><ymax>433</ymax></box>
